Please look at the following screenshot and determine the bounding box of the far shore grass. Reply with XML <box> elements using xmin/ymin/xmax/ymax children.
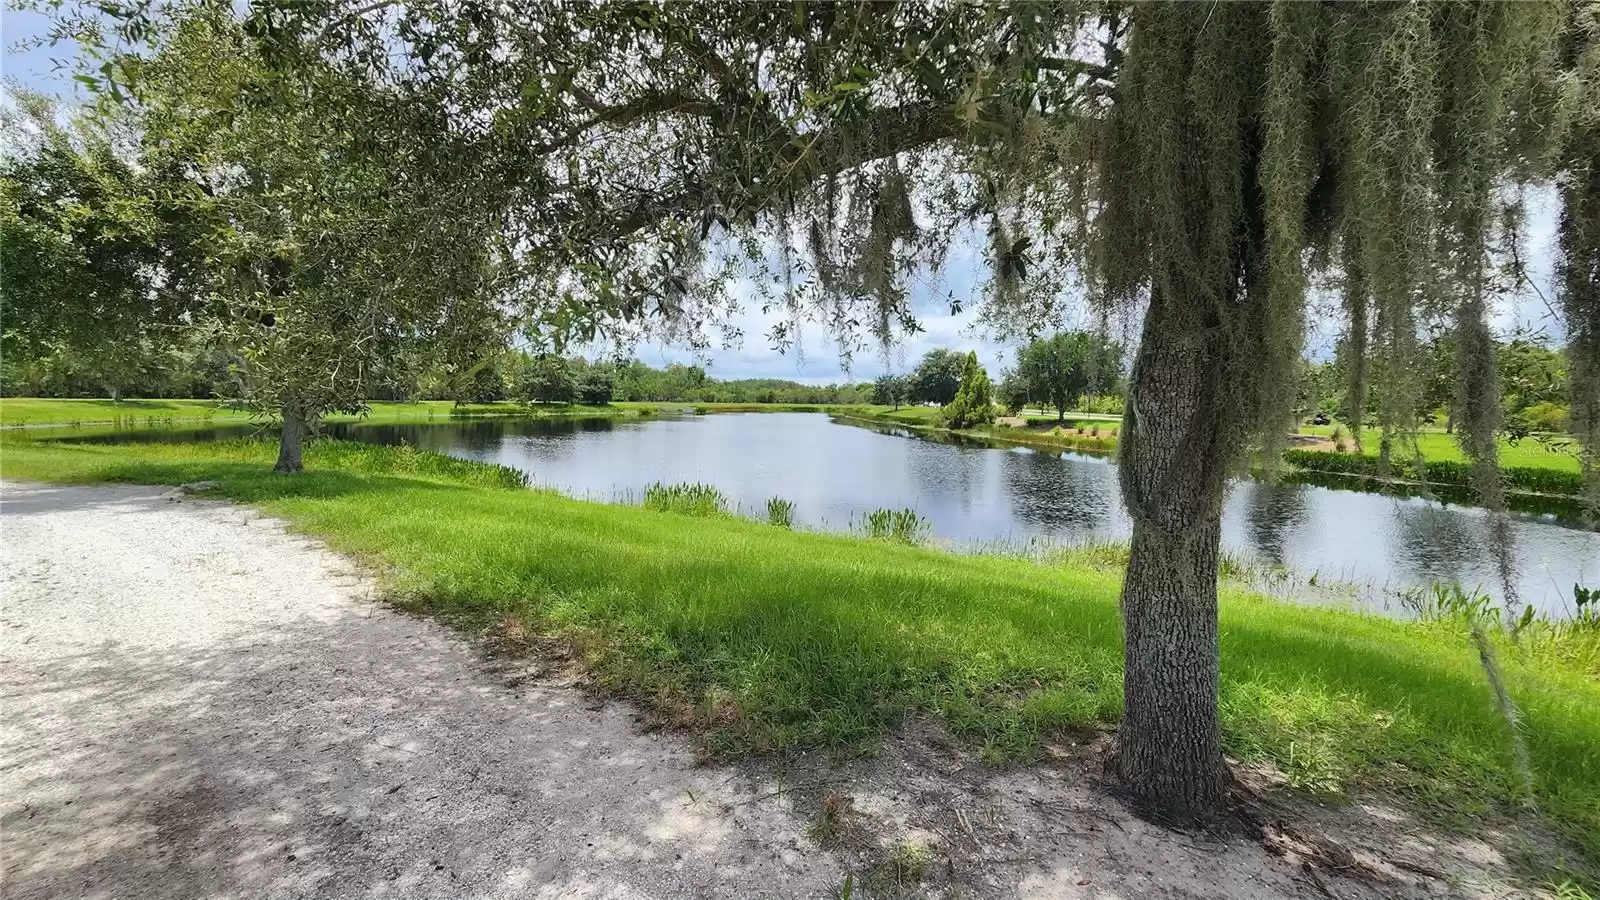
<box><xmin>847</xmin><ymin>404</ymin><xmax>1581</xmax><ymax>468</ymax></box>
<box><xmin>1</xmin><ymin>433</ymin><xmax>1595</xmax><ymax>880</ymax></box>
<box><xmin>5</xmin><ymin>396</ymin><xmax>1581</xmax><ymax>474</ymax></box>
<box><xmin>1296</xmin><ymin>422</ymin><xmax>1582</xmax><ymax>473</ymax></box>
<box><xmin>0</xmin><ymin>396</ymin><xmax>852</xmax><ymax>428</ymax></box>
<box><xmin>0</xmin><ymin>397</ymin><xmax>574</xmax><ymax>427</ymax></box>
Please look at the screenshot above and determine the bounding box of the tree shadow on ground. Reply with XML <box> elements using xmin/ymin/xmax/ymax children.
<box><xmin>1</xmin><ymin>603</ymin><xmax>845</xmax><ymax>899</ymax></box>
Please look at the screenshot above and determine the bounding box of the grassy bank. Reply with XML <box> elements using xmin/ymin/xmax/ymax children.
<box><xmin>0</xmin><ymin>397</ymin><xmax>859</xmax><ymax>429</ymax></box>
<box><xmin>1283</xmin><ymin>449</ymin><xmax>1587</xmax><ymax>499</ymax></box>
<box><xmin>1298</xmin><ymin>423</ymin><xmax>1582</xmax><ymax>473</ymax></box>
<box><xmin>835</xmin><ymin>406</ymin><xmax>1120</xmax><ymax>454</ymax></box>
<box><xmin>1</xmin><ymin>434</ymin><xmax>1596</xmax><ymax>876</ymax></box>
<box><xmin>840</xmin><ymin>406</ymin><xmax>1590</xmax><ymax>500</ymax></box>
<box><xmin>0</xmin><ymin>397</ymin><xmax>655</xmax><ymax>428</ymax></box>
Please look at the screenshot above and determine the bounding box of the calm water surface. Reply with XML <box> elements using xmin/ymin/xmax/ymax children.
<box><xmin>124</xmin><ymin>411</ymin><xmax>1600</xmax><ymax>616</ymax></box>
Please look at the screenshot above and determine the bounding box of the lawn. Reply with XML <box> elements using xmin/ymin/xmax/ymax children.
<box><xmin>0</xmin><ymin>397</ymin><xmax>663</xmax><ymax>428</ymax></box>
<box><xmin>0</xmin><ymin>397</ymin><xmax>860</xmax><ymax>428</ymax></box>
<box><xmin>1298</xmin><ymin>423</ymin><xmax>1582</xmax><ymax>473</ymax></box>
<box><xmin>2</xmin><ymin>433</ymin><xmax>1596</xmax><ymax>875</ymax></box>
<box><xmin>836</xmin><ymin>405</ymin><xmax>1121</xmax><ymax>454</ymax></box>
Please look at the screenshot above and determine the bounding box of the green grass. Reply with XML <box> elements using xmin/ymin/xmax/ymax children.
<box><xmin>0</xmin><ymin>397</ymin><xmax>856</xmax><ymax>429</ymax></box>
<box><xmin>1299</xmin><ymin>423</ymin><xmax>1581</xmax><ymax>474</ymax></box>
<box><xmin>0</xmin><ymin>397</ymin><xmax>647</xmax><ymax>428</ymax></box>
<box><xmin>2</xmin><ymin>434</ymin><xmax>1597</xmax><ymax>875</ymax></box>
<box><xmin>836</xmin><ymin>406</ymin><xmax>1120</xmax><ymax>454</ymax></box>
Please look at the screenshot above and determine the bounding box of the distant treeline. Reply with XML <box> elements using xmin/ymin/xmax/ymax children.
<box><xmin>0</xmin><ymin>340</ymin><xmax>874</xmax><ymax>407</ymax></box>
<box><xmin>493</xmin><ymin>355</ymin><xmax>874</xmax><ymax>406</ymax></box>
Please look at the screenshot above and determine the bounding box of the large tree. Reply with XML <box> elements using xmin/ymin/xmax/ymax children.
<box><xmin>77</xmin><ymin>0</ymin><xmax>1596</xmax><ymax>819</ymax></box>
<box><xmin>100</xmin><ymin>8</ymin><xmax>511</xmax><ymax>471</ymax></box>
<box><xmin>1</xmin><ymin>92</ymin><xmax>210</xmax><ymax>401</ymax></box>
<box><xmin>909</xmin><ymin>348</ymin><xmax>967</xmax><ymax>406</ymax></box>
<box><xmin>1016</xmin><ymin>331</ymin><xmax>1121</xmax><ymax>422</ymax></box>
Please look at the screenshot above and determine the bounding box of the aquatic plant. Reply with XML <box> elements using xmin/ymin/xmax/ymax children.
<box><xmin>857</xmin><ymin>508</ymin><xmax>929</xmax><ymax>543</ymax></box>
<box><xmin>1398</xmin><ymin>582</ymin><xmax>1499</xmax><ymax>622</ymax></box>
<box><xmin>765</xmin><ymin>497</ymin><xmax>797</xmax><ymax>529</ymax></box>
<box><xmin>643</xmin><ymin>481</ymin><xmax>729</xmax><ymax>517</ymax></box>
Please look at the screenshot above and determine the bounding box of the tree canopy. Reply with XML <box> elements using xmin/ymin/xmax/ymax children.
<box><xmin>1</xmin><ymin>93</ymin><xmax>210</xmax><ymax>399</ymax></box>
<box><xmin>1015</xmin><ymin>331</ymin><xmax>1122</xmax><ymax>422</ymax></box>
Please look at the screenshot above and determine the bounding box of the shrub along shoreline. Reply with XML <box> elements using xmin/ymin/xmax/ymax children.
<box><xmin>835</xmin><ymin>406</ymin><xmax>1590</xmax><ymax>503</ymax></box>
<box><xmin>1281</xmin><ymin>448</ymin><xmax>1585</xmax><ymax>498</ymax></box>
<box><xmin>1</xmin><ymin>434</ymin><xmax>1596</xmax><ymax>877</ymax></box>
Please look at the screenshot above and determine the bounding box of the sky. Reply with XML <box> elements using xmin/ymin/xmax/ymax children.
<box><xmin>2</xmin><ymin>7</ymin><xmax>1567</xmax><ymax>385</ymax></box>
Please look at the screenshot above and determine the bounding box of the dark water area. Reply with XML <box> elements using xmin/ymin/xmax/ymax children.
<box><xmin>85</xmin><ymin>412</ymin><xmax>1598</xmax><ymax>617</ymax></box>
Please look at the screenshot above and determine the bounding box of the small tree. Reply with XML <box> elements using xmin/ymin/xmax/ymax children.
<box><xmin>1019</xmin><ymin>334</ymin><xmax>1083</xmax><ymax>422</ymax></box>
<box><xmin>129</xmin><ymin>11</ymin><xmax>507</xmax><ymax>472</ymax></box>
<box><xmin>943</xmin><ymin>352</ymin><xmax>995</xmax><ymax>428</ymax></box>
<box><xmin>574</xmin><ymin>360</ymin><xmax>616</xmax><ymax>405</ymax></box>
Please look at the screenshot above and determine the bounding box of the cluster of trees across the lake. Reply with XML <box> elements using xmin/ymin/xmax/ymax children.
<box><xmin>1301</xmin><ymin>332</ymin><xmax>1571</xmax><ymax>436</ymax></box>
<box><xmin>0</xmin><ymin>337</ymin><xmax>874</xmax><ymax>408</ymax></box>
<box><xmin>871</xmin><ymin>335</ymin><xmax>1126</xmax><ymax>424</ymax></box>
<box><xmin>486</xmin><ymin>356</ymin><xmax>875</xmax><ymax>406</ymax></box>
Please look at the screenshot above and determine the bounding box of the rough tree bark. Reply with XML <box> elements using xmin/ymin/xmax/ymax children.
<box><xmin>1114</xmin><ymin>289</ymin><xmax>1231</xmax><ymax>820</ymax></box>
<box><xmin>274</xmin><ymin>402</ymin><xmax>305</xmax><ymax>473</ymax></box>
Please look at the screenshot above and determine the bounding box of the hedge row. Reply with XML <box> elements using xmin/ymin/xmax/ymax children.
<box><xmin>1281</xmin><ymin>449</ymin><xmax>1584</xmax><ymax>497</ymax></box>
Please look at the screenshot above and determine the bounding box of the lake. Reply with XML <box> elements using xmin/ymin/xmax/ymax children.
<box><xmin>110</xmin><ymin>411</ymin><xmax>1600</xmax><ymax>617</ymax></box>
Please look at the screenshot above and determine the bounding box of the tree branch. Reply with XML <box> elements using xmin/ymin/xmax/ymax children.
<box><xmin>605</xmin><ymin>99</ymin><xmax>964</xmax><ymax>241</ymax></box>
<box><xmin>527</xmin><ymin>91</ymin><xmax>712</xmax><ymax>155</ymax></box>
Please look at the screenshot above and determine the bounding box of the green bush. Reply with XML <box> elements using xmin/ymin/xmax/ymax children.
<box><xmin>1519</xmin><ymin>401</ymin><xmax>1569</xmax><ymax>433</ymax></box>
<box><xmin>1282</xmin><ymin>449</ymin><xmax>1584</xmax><ymax>497</ymax></box>
<box><xmin>941</xmin><ymin>352</ymin><xmax>995</xmax><ymax>429</ymax></box>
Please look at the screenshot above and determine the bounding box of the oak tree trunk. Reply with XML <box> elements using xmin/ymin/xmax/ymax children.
<box><xmin>274</xmin><ymin>404</ymin><xmax>305</xmax><ymax>473</ymax></box>
<box><xmin>1114</xmin><ymin>291</ymin><xmax>1230</xmax><ymax>821</ymax></box>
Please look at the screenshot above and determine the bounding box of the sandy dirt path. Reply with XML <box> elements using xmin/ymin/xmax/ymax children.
<box><xmin>0</xmin><ymin>480</ymin><xmax>1540</xmax><ymax>899</ymax></box>
<box><xmin>0</xmin><ymin>482</ymin><xmax>842</xmax><ymax>899</ymax></box>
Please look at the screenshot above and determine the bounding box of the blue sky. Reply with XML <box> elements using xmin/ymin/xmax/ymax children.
<box><xmin>3</xmin><ymin>7</ymin><xmax>1565</xmax><ymax>385</ymax></box>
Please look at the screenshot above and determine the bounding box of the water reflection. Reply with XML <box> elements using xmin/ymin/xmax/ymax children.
<box><xmin>1236</xmin><ymin>481</ymin><xmax>1311</xmax><ymax>568</ymax></box>
<box><xmin>1000</xmin><ymin>448</ymin><xmax>1117</xmax><ymax>534</ymax></box>
<box><xmin>1389</xmin><ymin>502</ymin><xmax>1492</xmax><ymax>589</ymax></box>
<box><xmin>77</xmin><ymin>411</ymin><xmax>1598</xmax><ymax>616</ymax></box>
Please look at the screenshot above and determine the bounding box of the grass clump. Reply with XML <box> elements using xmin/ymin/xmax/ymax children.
<box><xmin>642</xmin><ymin>481</ymin><xmax>729</xmax><ymax>517</ymax></box>
<box><xmin>765</xmin><ymin>496</ymin><xmax>797</xmax><ymax>528</ymax></box>
<box><xmin>869</xmin><ymin>841</ymin><xmax>932</xmax><ymax>895</ymax></box>
<box><xmin>856</xmin><ymin>508</ymin><xmax>929</xmax><ymax>543</ymax></box>
<box><xmin>2</xmin><ymin>434</ymin><xmax>1598</xmax><ymax>872</ymax></box>
<box><xmin>805</xmin><ymin>789</ymin><xmax>853</xmax><ymax>846</ymax></box>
